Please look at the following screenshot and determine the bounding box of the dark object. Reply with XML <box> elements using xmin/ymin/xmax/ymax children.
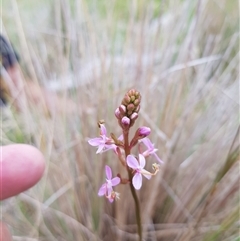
<box><xmin>0</xmin><ymin>35</ymin><xmax>20</xmax><ymax>105</ymax></box>
<box><xmin>0</xmin><ymin>34</ymin><xmax>19</xmax><ymax>69</ymax></box>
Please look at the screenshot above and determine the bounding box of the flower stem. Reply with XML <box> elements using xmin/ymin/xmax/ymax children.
<box><xmin>123</xmin><ymin>131</ymin><xmax>142</xmax><ymax>241</ymax></box>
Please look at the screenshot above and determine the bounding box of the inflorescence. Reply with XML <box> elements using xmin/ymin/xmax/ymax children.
<box><xmin>88</xmin><ymin>89</ymin><xmax>164</xmax><ymax>202</ymax></box>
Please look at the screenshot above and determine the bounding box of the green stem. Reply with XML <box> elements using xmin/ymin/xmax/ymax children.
<box><xmin>123</xmin><ymin>131</ymin><xmax>142</xmax><ymax>241</ymax></box>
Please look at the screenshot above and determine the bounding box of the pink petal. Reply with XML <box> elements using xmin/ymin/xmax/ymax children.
<box><xmin>132</xmin><ymin>173</ymin><xmax>142</xmax><ymax>190</ymax></box>
<box><xmin>98</xmin><ymin>184</ymin><xmax>107</xmax><ymax>196</ymax></box>
<box><xmin>142</xmin><ymin>138</ymin><xmax>154</xmax><ymax>149</ymax></box>
<box><xmin>153</xmin><ymin>152</ymin><xmax>164</xmax><ymax>164</ymax></box>
<box><xmin>88</xmin><ymin>137</ymin><xmax>102</xmax><ymax>146</ymax></box>
<box><xmin>142</xmin><ymin>172</ymin><xmax>152</xmax><ymax>180</ymax></box>
<box><xmin>96</xmin><ymin>144</ymin><xmax>106</xmax><ymax>154</ymax></box>
<box><xmin>142</xmin><ymin>150</ymin><xmax>149</xmax><ymax>156</ymax></box>
<box><xmin>127</xmin><ymin>155</ymin><xmax>139</xmax><ymax>169</ymax></box>
<box><xmin>107</xmin><ymin>186</ymin><xmax>113</xmax><ymax>196</ymax></box>
<box><xmin>101</xmin><ymin>144</ymin><xmax>116</xmax><ymax>153</ymax></box>
<box><xmin>118</xmin><ymin>134</ymin><xmax>123</xmax><ymax>141</ymax></box>
<box><xmin>138</xmin><ymin>154</ymin><xmax>146</xmax><ymax>168</ymax></box>
<box><xmin>111</xmin><ymin>177</ymin><xmax>120</xmax><ymax>186</ymax></box>
<box><xmin>105</xmin><ymin>165</ymin><xmax>112</xmax><ymax>179</ymax></box>
<box><xmin>100</xmin><ymin>124</ymin><xmax>107</xmax><ymax>136</ymax></box>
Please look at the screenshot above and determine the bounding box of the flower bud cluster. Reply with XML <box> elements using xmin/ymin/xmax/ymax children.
<box><xmin>88</xmin><ymin>89</ymin><xmax>164</xmax><ymax>203</ymax></box>
<box><xmin>115</xmin><ymin>89</ymin><xmax>141</xmax><ymax>130</ymax></box>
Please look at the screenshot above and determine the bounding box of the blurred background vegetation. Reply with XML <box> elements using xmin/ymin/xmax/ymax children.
<box><xmin>1</xmin><ymin>0</ymin><xmax>239</xmax><ymax>240</ymax></box>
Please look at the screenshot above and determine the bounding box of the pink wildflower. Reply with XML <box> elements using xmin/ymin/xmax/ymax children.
<box><xmin>88</xmin><ymin>124</ymin><xmax>116</xmax><ymax>154</ymax></box>
<box><xmin>98</xmin><ymin>165</ymin><xmax>120</xmax><ymax>202</ymax></box>
<box><xmin>127</xmin><ymin>154</ymin><xmax>151</xmax><ymax>190</ymax></box>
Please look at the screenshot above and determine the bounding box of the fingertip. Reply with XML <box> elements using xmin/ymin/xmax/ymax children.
<box><xmin>0</xmin><ymin>144</ymin><xmax>45</xmax><ymax>200</ymax></box>
<box><xmin>0</xmin><ymin>222</ymin><xmax>12</xmax><ymax>241</ymax></box>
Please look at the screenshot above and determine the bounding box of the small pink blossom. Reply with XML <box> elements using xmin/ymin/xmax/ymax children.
<box><xmin>127</xmin><ymin>154</ymin><xmax>151</xmax><ymax>190</ymax></box>
<box><xmin>140</xmin><ymin>138</ymin><xmax>164</xmax><ymax>164</ymax></box>
<box><xmin>98</xmin><ymin>165</ymin><xmax>120</xmax><ymax>202</ymax></box>
<box><xmin>88</xmin><ymin>124</ymin><xmax>116</xmax><ymax>154</ymax></box>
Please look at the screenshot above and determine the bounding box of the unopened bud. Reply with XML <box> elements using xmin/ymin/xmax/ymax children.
<box><xmin>130</xmin><ymin>126</ymin><xmax>151</xmax><ymax>148</ymax></box>
<box><xmin>119</xmin><ymin>89</ymin><xmax>141</xmax><ymax>128</ymax></box>
<box><xmin>115</xmin><ymin>108</ymin><xmax>121</xmax><ymax>119</ymax></box>
<box><xmin>130</xmin><ymin>113</ymin><xmax>138</xmax><ymax>121</ymax></box>
<box><xmin>135</xmin><ymin>105</ymin><xmax>140</xmax><ymax>113</ymax></box>
<box><xmin>121</xmin><ymin>116</ymin><xmax>130</xmax><ymax>126</ymax></box>
<box><xmin>119</xmin><ymin>105</ymin><xmax>126</xmax><ymax>115</ymax></box>
<box><xmin>134</xmin><ymin>99</ymin><xmax>140</xmax><ymax>106</ymax></box>
<box><xmin>130</xmin><ymin>96</ymin><xmax>136</xmax><ymax>102</ymax></box>
<box><xmin>138</xmin><ymin>126</ymin><xmax>151</xmax><ymax>137</ymax></box>
<box><xmin>127</xmin><ymin>110</ymin><xmax>133</xmax><ymax>116</ymax></box>
<box><xmin>127</xmin><ymin>103</ymin><xmax>135</xmax><ymax>111</ymax></box>
<box><xmin>122</xmin><ymin>95</ymin><xmax>131</xmax><ymax>105</ymax></box>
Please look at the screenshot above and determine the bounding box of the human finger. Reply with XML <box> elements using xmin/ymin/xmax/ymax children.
<box><xmin>0</xmin><ymin>144</ymin><xmax>45</xmax><ymax>200</ymax></box>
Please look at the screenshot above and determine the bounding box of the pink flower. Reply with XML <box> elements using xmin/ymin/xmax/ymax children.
<box><xmin>141</xmin><ymin>138</ymin><xmax>164</xmax><ymax>164</ymax></box>
<box><xmin>126</xmin><ymin>154</ymin><xmax>151</xmax><ymax>190</ymax></box>
<box><xmin>98</xmin><ymin>165</ymin><xmax>120</xmax><ymax>202</ymax></box>
<box><xmin>88</xmin><ymin>124</ymin><xmax>116</xmax><ymax>154</ymax></box>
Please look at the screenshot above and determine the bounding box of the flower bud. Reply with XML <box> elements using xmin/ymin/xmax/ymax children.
<box><xmin>121</xmin><ymin>116</ymin><xmax>130</xmax><ymax>126</ymax></box>
<box><xmin>130</xmin><ymin>113</ymin><xmax>138</xmax><ymax>120</ymax></box>
<box><xmin>122</xmin><ymin>95</ymin><xmax>131</xmax><ymax>105</ymax></box>
<box><xmin>119</xmin><ymin>105</ymin><xmax>126</xmax><ymax>115</ymax></box>
<box><xmin>129</xmin><ymin>126</ymin><xmax>151</xmax><ymax>148</ymax></box>
<box><xmin>127</xmin><ymin>110</ymin><xmax>133</xmax><ymax>116</ymax></box>
<box><xmin>115</xmin><ymin>108</ymin><xmax>121</xmax><ymax>119</ymax></box>
<box><xmin>134</xmin><ymin>99</ymin><xmax>140</xmax><ymax>106</ymax></box>
<box><xmin>130</xmin><ymin>95</ymin><xmax>136</xmax><ymax>102</ymax></box>
<box><xmin>135</xmin><ymin>105</ymin><xmax>140</xmax><ymax>113</ymax></box>
<box><xmin>138</xmin><ymin>126</ymin><xmax>151</xmax><ymax>137</ymax></box>
<box><xmin>119</xmin><ymin>89</ymin><xmax>142</xmax><ymax>127</ymax></box>
<box><xmin>127</xmin><ymin>103</ymin><xmax>135</xmax><ymax>111</ymax></box>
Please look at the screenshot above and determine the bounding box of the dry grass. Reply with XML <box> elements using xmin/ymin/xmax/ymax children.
<box><xmin>1</xmin><ymin>0</ymin><xmax>239</xmax><ymax>240</ymax></box>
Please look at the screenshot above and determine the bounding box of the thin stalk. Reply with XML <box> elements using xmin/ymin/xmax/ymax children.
<box><xmin>123</xmin><ymin>130</ymin><xmax>142</xmax><ymax>241</ymax></box>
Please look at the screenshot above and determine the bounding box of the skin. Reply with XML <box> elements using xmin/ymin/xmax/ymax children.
<box><xmin>0</xmin><ymin>144</ymin><xmax>45</xmax><ymax>241</ymax></box>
